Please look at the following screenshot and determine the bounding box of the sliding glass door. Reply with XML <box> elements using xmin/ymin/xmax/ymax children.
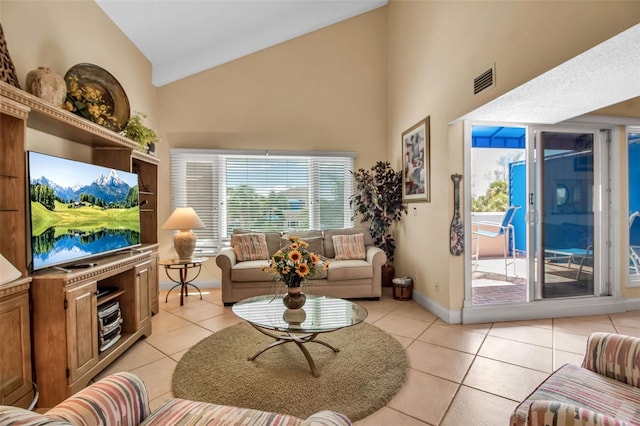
<box><xmin>468</xmin><ymin>124</ymin><xmax>611</xmax><ymax>307</ymax></box>
<box><xmin>531</xmin><ymin>129</ymin><xmax>598</xmax><ymax>299</ymax></box>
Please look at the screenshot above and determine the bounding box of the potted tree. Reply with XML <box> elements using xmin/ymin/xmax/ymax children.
<box><xmin>350</xmin><ymin>161</ymin><xmax>406</xmax><ymax>286</ymax></box>
<box><xmin>121</xmin><ymin>111</ymin><xmax>158</xmax><ymax>154</ymax></box>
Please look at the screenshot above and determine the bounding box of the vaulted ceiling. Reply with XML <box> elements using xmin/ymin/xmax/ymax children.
<box><xmin>96</xmin><ymin>0</ymin><xmax>387</xmax><ymax>87</ymax></box>
<box><xmin>96</xmin><ymin>2</ymin><xmax>639</xmax><ymax>125</ymax></box>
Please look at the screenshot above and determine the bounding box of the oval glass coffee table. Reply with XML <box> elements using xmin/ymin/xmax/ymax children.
<box><xmin>232</xmin><ymin>294</ymin><xmax>368</xmax><ymax>377</ymax></box>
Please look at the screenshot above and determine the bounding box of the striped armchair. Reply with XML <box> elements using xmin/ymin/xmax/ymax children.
<box><xmin>510</xmin><ymin>332</ymin><xmax>640</xmax><ymax>426</ymax></box>
<box><xmin>0</xmin><ymin>372</ymin><xmax>352</xmax><ymax>426</ymax></box>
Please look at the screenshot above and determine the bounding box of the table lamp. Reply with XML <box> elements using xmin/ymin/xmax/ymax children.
<box><xmin>162</xmin><ymin>207</ymin><xmax>205</xmax><ymax>259</ymax></box>
<box><xmin>0</xmin><ymin>253</ymin><xmax>21</xmax><ymax>285</ymax></box>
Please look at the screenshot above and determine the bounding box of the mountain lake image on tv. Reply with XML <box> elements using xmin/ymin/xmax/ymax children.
<box><xmin>28</xmin><ymin>151</ymin><xmax>141</xmax><ymax>271</ymax></box>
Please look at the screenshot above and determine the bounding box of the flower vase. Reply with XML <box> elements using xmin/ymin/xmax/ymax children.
<box><xmin>283</xmin><ymin>286</ymin><xmax>306</xmax><ymax>309</ymax></box>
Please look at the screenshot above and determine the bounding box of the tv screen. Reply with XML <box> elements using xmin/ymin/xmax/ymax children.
<box><xmin>27</xmin><ymin>151</ymin><xmax>141</xmax><ymax>271</ymax></box>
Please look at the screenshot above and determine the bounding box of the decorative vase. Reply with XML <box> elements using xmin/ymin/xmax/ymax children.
<box><xmin>25</xmin><ymin>67</ymin><xmax>66</xmax><ymax>107</ymax></box>
<box><xmin>283</xmin><ymin>286</ymin><xmax>306</xmax><ymax>309</ymax></box>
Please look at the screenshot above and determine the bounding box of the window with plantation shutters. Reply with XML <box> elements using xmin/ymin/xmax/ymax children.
<box><xmin>170</xmin><ymin>149</ymin><xmax>355</xmax><ymax>254</ymax></box>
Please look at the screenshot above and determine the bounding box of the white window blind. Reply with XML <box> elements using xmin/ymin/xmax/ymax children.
<box><xmin>170</xmin><ymin>149</ymin><xmax>355</xmax><ymax>253</ymax></box>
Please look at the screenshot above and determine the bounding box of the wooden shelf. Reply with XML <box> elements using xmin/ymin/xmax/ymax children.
<box><xmin>0</xmin><ymin>277</ymin><xmax>31</xmax><ymax>296</ymax></box>
<box><xmin>0</xmin><ymin>81</ymin><xmax>137</xmax><ymax>150</ymax></box>
<box><xmin>131</xmin><ymin>158</ymin><xmax>158</xmax><ymax>244</ymax></box>
<box><xmin>0</xmin><ymin>94</ymin><xmax>29</xmax><ymax>120</ymax></box>
<box><xmin>97</xmin><ymin>289</ymin><xmax>125</xmax><ymax>306</ymax></box>
<box><xmin>132</xmin><ymin>150</ymin><xmax>159</xmax><ymax>165</ymax></box>
<box><xmin>0</xmin><ymin>93</ymin><xmax>27</xmax><ymax>277</ymax></box>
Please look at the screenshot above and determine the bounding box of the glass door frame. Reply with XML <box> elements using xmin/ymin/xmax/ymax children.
<box><xmin>528</xmin><ymin>125</ymin><xmax>611</xmax><ymax>301</ymax></box>
<box><xmin>627</xmin><ymin>126</ymin><xmax>640</xmax><ymax>288</ymax></box>
<box><xmin>463</xmin><ymin>120</ymin><xmax>615</xmax><ymax>312</ymax></box>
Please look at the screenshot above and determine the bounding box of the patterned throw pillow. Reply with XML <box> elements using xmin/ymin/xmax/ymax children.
<box><xmin>332</xmin><ymin>233</ymin><xmax>366</xmax><ymax>260</ymax></box>
<box><xmin>231</xmin><ymin>233</ymin><xmax>269</xmax><ymax>261</ymax></box>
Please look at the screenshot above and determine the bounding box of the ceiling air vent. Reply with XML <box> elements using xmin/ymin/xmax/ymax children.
<box><xmin>474</xmin><ymin>66</ymin><xmax>495</xmax><ymax>95</ymax></box>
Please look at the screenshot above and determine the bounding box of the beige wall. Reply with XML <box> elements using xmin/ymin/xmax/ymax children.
<box><xmin>386</xmin><ymin>1</ymin><xmax>640</xmax><ymax>313</ymax></box>
<box><xmin>155</xmin><ymin>8</ymin><xmax>389</xmax><ymax>276</ymax></box>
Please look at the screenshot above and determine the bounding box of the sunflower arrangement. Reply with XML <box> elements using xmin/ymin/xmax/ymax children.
<box><xmin>263</xmin><ymin>237</ymin><xmax>329</xmax><ymax>288</ymax></box>
<box><xmin>63</xmin><ymin>75</ymin><xmax>118</xmax><ymax>129</ymax></box>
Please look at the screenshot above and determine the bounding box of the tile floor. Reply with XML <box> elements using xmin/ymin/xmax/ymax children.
<box><xmin>95</xmin><ymin>287</ymin><xmax>640</xmax><ymax>426</ymax></box>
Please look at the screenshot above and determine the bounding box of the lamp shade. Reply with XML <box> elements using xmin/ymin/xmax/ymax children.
<box><xmin>0</xmin><ymin>253</ymin><xmax>22</xmax><ymax>285</ymax></box>
<box><xmin>162</xmin><ymin>207</ymin><xmax>205</xmax><ymax>259</ymax></box>
<box><xmin>162</xmin><ymin>207</ymin><xmax>204</xmax><ymax>231</ymax></box>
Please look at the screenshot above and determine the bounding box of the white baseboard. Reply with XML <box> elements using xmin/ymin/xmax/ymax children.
<box><xmin>409</xmin><ymin>290</ymin><xmax>640</xmax><ymax>325</ymax></box>
<box><xmin>462</xmin><ymin>296</ymin><xmax>640</xmax><ymax>324</ymax></box>
<box><xmin>412</xmin><ymin>290</ymin><xmax>462</xmax><ymax>324</ymax></box>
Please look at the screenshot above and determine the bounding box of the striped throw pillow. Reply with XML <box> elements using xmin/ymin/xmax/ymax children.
<box><xmin>232</xmin><ymin>233</ymin><xmax>270</xmax><ymax>261</ymax></box>
<box><xmin>332</xmin><ymin>233</ymin><xmax>366</xmax><ymax>260</ymax></box>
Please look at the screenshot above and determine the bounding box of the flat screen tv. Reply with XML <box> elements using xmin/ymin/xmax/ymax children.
<box><xmin>27</xmin><ymin>151</ymin><xmax>141</xmax><ymax>271</ymax></box>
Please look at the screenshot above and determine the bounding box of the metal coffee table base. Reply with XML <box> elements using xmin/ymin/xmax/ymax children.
<box><xmin>247</xmin><ymin>323</ymin><xmax>339</xmax><ymax>377</ymax></box>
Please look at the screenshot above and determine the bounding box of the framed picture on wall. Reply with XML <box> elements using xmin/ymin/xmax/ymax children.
<box><xmin>402</xmin><ymin>116</ymin><xmax>430</xmax><ymax>202</ymax></box>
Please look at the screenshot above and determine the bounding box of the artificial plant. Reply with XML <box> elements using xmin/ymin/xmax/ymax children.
<box><xmin>350</xmin><ymin>161</ymin><xmax>406</xmax><ymax>263</ymax></box>
<box><xmin>121</xmin><ymin>111</ymin><xmax>158</xmax><ymax>152</ymax></box>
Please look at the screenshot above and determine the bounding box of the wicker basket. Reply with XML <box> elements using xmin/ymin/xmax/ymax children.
<box><xmin>392</xmin><ymin>277</ymin><xmax>413</xmax><ymax>301</ymax></box>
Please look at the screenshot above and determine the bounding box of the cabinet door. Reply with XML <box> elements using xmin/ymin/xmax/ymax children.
<box><xmin>135</xmin><ymin>261</ymin><xmax>151</xmax><ymax>328</ymax></box>
<box><xmin>0</xmin><ymin>291</ymin><xmax>33</xmax><ymax>407</ymax></box>
<box><xmin>0</xmin><ymin>108</ymin><xmax>28</xmax><ymax>275</ymax></box>
<box><xmin>66</xmin><ymin>281</ymin><xmax>98</xmax><ymax>382</ymax></box>
<box><xmin>149</xmin><ymin>253</ymin><xmax>159</xmax><ymax>315</ymax></box>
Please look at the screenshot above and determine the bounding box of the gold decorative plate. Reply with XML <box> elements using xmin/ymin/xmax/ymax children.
<box><xmin>64</xmin><ymin>63</ymin><xmax>130</xmax><ymax>132</ymax></box>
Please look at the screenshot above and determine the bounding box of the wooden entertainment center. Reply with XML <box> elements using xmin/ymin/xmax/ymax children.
<box><xmin>0</xmin><ymin>81</ymin><xmax>159</xmax><ymax>408</ymax></box>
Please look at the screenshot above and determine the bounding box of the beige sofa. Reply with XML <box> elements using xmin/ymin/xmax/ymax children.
<box><xmin>216</xmin><ymin>227</ymin><xmax>386</xmax><ymax>305</ymax></box>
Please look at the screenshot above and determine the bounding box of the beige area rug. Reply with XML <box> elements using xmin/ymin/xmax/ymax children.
<box><xmin>172</xmin><ymin>321</ymin><xmax>408</xmax><ymax>421</ymax></box>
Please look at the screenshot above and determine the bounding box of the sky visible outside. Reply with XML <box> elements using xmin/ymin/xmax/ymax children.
<box><xmin>471</xmin><ymin>148</ymin><xmax>524</xmax><ymax>198</ymax></box>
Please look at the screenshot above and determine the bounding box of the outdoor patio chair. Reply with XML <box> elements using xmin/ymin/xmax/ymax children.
<box><xmin>545</xmin><ymin>245</ymin><xmax>593</xmax><ymax>281</ymax></box>
<box><xmin>472</xmin><ymin>205</ymin><xmax>520</xmax><ymax>279</ymax></box>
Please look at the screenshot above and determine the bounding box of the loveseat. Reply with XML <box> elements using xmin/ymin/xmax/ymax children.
<box><xmin>216</xmin><ymin>227</ymin><xmax>386</xmax><ymax>305</ymax></box>
<box><xmin>0</xmin><ymin>372</ymin><xmax>352</xmax><ymax>425</ymax></box>
<box><xmin>510</xmin><ymin>332</ymin><xmax>640</xmax><ymax>425</ymax></box>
